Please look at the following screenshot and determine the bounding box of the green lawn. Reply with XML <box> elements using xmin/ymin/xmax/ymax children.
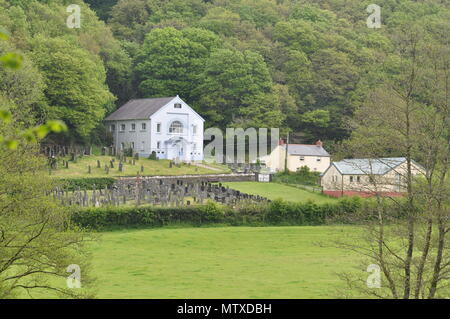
<box><xmin>223</xmin><ymin>182</ymin><xmax>336</xmax><ymax>204</ymax></box>
<box><xmin>78</xmin><ymin>226</ymin><xmax>362</xmax><ymax>298</ymax></box>
<box><xmin>49</xmin><ymin>155</ymin><xmax>230</xmax><ymax>178</ymax></box>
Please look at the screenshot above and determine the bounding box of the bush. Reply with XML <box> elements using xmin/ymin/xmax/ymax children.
<box><xmin>60</xmin><ymin>177</ymin><xmax>116</xmax><ymax>191</ymax></box>
<box><xmin>273</xmin><ymin>166</ymin><xmax>320</xmax><ymax>186</ymax></box>
<box><xmin>70</xmin><ymin>197</ymin><xmax>363</xmax><ymax>230</ymax></box>
<box><xmin>148</xmin><ymin>151</ymin><xmax>158</xmax><ymax>160</ymax></box>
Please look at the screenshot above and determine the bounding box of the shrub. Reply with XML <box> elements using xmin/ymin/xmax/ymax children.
<box><xmin>123</xmin><ymin>147</ymin><xmax>133</xmax><ymax>157</ymax></box>
<box><xmin>60</xmin><ymin>177</ymin><xmax>116</xmax><ymax>191</ymax></box>
<box><xmin>273</xmin><ymin>166</ymin><xmax>321</xmax><ymax>185</ymax></box>
<box><xmin>148</xmin><ymin>151</ymin><xmax>158</xmax><ymax>160</ymax></box>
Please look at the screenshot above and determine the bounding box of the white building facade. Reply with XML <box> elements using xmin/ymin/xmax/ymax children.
<box><xmin>105</xmin><ymin>96</ymin><xmax>204</xmax><ymax>162</ymax></box>
<box><xmin>259</xmin><ymin>140</ymin><xmax>331</xmax><ymax>173</ymax></box>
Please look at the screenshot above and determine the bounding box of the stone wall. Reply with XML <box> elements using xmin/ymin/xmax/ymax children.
<box><xmin>117</xmin><ymin>173</ymin><xmax>256</xmax><ymax>186</ymax></box>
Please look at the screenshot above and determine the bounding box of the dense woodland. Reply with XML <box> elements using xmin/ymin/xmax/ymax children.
<box><xmin>0</xmin><ymin>0</ymin><xmax>449</xmax><ymax>147</ymax></box>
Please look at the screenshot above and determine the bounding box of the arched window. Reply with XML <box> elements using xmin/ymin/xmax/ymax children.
<box><xmin>169</xmin><ymin>121</ymin><xmax>183</xmax><ymax>134</ymax></box>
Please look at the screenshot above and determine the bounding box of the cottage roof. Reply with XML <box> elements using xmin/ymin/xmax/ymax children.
<box><xmin>333</xmin><ymin>157</ymin><xmax>408</xmax><ymax>175</ymax></box>
<box><xmin>104</xmin><ymin>97</ymin><xmax>177</xmax><ymax>121</ymax></box>
<box><xmin>284</xmin><ymin>144</ymin><xmax>330</xmax><ymax>157</ymax></box>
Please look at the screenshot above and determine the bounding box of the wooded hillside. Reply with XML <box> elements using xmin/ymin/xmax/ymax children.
<box><xmin>0</xmin><ymin>0</ymin><xmax>448</xmax><ymax>145</ymax></box>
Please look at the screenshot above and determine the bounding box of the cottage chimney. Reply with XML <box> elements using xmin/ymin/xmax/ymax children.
<box><xmin>316</xmin><ymin>140</ymin><xmax>323</xmax><ymax>147</ymax></box>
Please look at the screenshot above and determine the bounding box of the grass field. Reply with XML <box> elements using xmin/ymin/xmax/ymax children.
<box><xmin>49</xmin><ymin>155</ymin><xmax>230</xmax><ymax>178</ymax></box>
<box><xmin>72</xmin><ymin>226</ymin><xmax>362</xmax><ymax>298</ymax></box>
<box><xmin>223</xmin><ymin>182</ymin><xmax>336</xmax><ymax>203</ymax></box>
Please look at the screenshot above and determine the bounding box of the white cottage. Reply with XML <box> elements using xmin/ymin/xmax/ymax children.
<box><xmin>105</xmin><ymin>96</ymin><xmax>204</xmax><ymax>161</ymax></box>
<box><xmin>259</xmin><ymin>140</ymin><xmax>331</xmax><ymax>173</ymax></box>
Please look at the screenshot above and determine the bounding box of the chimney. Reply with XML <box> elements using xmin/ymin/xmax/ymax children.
<box><xmin>315</xmin><ymin>140</ymin><xmax>323</xmax><ymax>147</ymax></box>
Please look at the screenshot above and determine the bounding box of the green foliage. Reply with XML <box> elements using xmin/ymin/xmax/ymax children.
<box><xmin>60</xmin><ymin>177</ymin><xmax>116</xmax><ymax>191</ymax></box>
<box><xmin>0</xmin><ymin>0</ymin><xmax>449</xmax><ymax>145</ymax></box>
<box><xmin>148</xmin><ymin>151</ymin><xmax>158</xmax><ymax>160</ymax></box>
<box><xmin>195</xmin><ymin>48</ymin><xmax>283</xmax><ymax>128</ymax></box>
<box><xmin>30</xmin><ymin>36</ymin><xmax>115</xmax><ymax>139</ymax></box>
<box><xmin>0</xmin><ymin>143</ymin><xmax>94</xmax><ymax>298</ymax></box>
<box><xmin>0</xmin><ymin>52</ymin><xmax>22</xmax><ymax>69</ymax></box>
<box><xmin>85</xmin><ymin>0</ymin><xmax>119</xmax><ymax>21</ymax></box>
<box><xmin>0</xmin><ymin>28</ymin><xmax>22</xmax><ymax>69</ymax></box>
<box><xmin>123</xmin><ymin>147</ymin><xmax>133</xmax><ymax>157</ymax></box>
<box><xmin>135</xmin><ymin>27</ymin><xmax>221</xmax><ymax>101</ymax></box>
<box><xmin>0</xmin><ymin>26</ymin><xmax>67</xmax><ymax>149</ymax></box>
<box><xmin>71</xmin><ymin>197</ymin><xmax>362</xmax><ymax>230</ymax></box>
<box><xmin>273</xmin><ymin>166</ymin><xmax>321</xmax><ymax>186</ymax></box>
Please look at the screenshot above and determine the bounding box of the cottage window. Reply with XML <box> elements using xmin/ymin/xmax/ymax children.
<box><xmin>174</xmin><ymin>103</ymin><xmax>182</xmax><ymax>109</ymax></box>
<box><xmin>193</xmin><ymin>125</ymin><xmax>197</xmax><ymax>135</ymax></box>
<box><xmin>120</xmin><ymin>124</ymin><xmax>126</xmax><ymax>132</ymax></box>
<box><xmin>141</xmin><ymin>123</ymin><xmax>146</xmax><ymax>130</ymax></box>
<box><xmin>157</xmin><ymin>141</ymin><xmax>161</xmax><ymax>149</ymax></box>
<box><xmin>141</xmin><ymin>141</ymin><xmax>145</xmax><ymax>151</ymax></box>
<box><xmin>299</xmin><ymin>156</ymin><xmax>305</xmax><ymax>161</ymax></box>
<box><xmin>357</xmin><ymin>176</ymin><xmax>361</xmax><ymax>183</ymax></box>
<box><xmin>131</xmin><ymin>123</ymin><xmax>136</xmax><ymax>131</ymax></box>
<box><xmin>110</xmin><ymin>124</ymin><xmax>115</xmax><ymax>132</ymax></box>
<box><xmin>350</xmin><ymin>176</ymin><xmax>354</xmax><ymax>183</ymax></box>
<box><xmin>120</xmin><ymin>142</ymin><xmax>125</xmax><ymax>150</ymax></box>
<box><xmin>131</xmin><ymin>142</ymin><xmax>135</xmax><ymax>149</ymax></box>
<box><xmin>156</xmin><ymin>123</ymin><xmax>161</xmax><ymax>133</ymax></box>
<box><xmin>317</xmin><ymin>158</ymin><xmax>321</xmax><ymax>162</ymax></box>
<box><xmin>169</xmin><ymin>121</ymin><xmax>183</xmax><ymax>134</ymax></box>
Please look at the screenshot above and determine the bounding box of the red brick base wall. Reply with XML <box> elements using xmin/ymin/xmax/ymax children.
<box><xmin>323</xmin><ymin>190</ymin><xmax>405</xmax><ymax>198</ymax></box>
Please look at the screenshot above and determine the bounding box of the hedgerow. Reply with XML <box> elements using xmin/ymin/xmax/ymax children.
<box><xmin>71</xmin><ymin>197</ymin><xmax>362</xmax><ymax>230</ymax></box>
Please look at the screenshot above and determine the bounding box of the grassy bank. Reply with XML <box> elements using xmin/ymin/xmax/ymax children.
<box><xmin>38</xmin><ymin>226</ymin><xmax>362</xmax><ymax>298</ymax></box>
<box><xmin>222</xmin><ymin>182</ymin><xmax>335</xmax><ymax>204</ymax></box>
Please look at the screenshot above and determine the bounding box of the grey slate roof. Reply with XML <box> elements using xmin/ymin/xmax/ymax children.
<box><xmin>104</xmin><ymin>97</ymin><xmax>176</xmax><ymax>121</ymax></box>
<box><xmin>333</xmin><ymin>157</ymin><xmax>407</xmax><ymax>175</ymax></box>
<box><xmin>284</xmin><ymin>144</ymin><xmax>330</xmax><ymax>157</ymax></box>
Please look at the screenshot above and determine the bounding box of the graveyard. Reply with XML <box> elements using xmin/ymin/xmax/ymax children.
<box><xmin>47</xmin><ymin>154</ymin><xmax>231</xmax><ymax>178</ymax></box>
<box><xmin>54</xmin><ymin>179</ymin><xmax>269</xmax><ymax>208</ymax></box>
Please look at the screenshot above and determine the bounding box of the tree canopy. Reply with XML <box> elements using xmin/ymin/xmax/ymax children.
<box><xmin>0</xmin><ymin>0</ymin><xmax>448</xmax><ymax>144</ymax></box>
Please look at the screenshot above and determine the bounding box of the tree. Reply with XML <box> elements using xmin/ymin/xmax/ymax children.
<box><xmin>0</xmin><ymin>28</ymin><xmax>66</xmax><ymax>149</ymax></box>
<box><xmin>194</xmin><ymin>48</ymin><xmax>283</xmax><ymax>128</ymax></box>
<box><xmin>31</xmin><ymin>36</ymin><xmax>115</xmax><ymax>141</ymax></box>
<box><xmin>135</xmin><ymin>27</ymin><xmax>221</xmax><ymax>101</ymax></box>
<box><xmin>336</xmin><ymin>25</ymin><xmax>449</xmax><ymax>299</ymax></box>
<box><xmin>0</xmin><ymin>141</ymin><xmax>94</xmax><ymax>298</ymax></box>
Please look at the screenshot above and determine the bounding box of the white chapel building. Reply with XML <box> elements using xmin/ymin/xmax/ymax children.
<box><xmin>105</xmin><ymin>96</ymin><xmax>204</xmax><ymax>161</ymax></box>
